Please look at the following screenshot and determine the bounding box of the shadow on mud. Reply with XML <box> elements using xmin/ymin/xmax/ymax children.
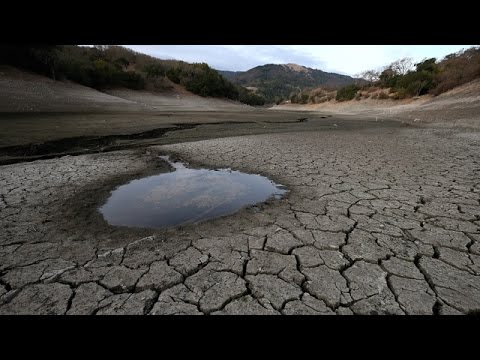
<box><xmin>0</xmin><ymin>117</ymin><xmax>313</xmax><ymax>165</ymax></box>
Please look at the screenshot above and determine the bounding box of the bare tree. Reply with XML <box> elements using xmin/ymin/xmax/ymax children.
<box><xmin>94</xmin><ymin>45</ymin><xmax>110</xmax><ymax>52</ymax></box>
<box><xmin>390</xmin><ymin>57</ymin><xmax>414</xmax><ymax>75</ymax></box>
<box><xmin>358</xmin><ymin>69</ymin><xmax>380</xmax><ymax>83</ymax></box>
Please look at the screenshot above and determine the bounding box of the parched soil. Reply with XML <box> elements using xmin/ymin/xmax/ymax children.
<box><xmin>1</xmin><ymin>119</ymin><xmax>479</xmax><ymax>315</ymax></box>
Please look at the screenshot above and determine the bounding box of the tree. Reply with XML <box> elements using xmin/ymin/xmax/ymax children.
<box><xmin>166</xmin><ymin>67</ymin><xmax>182</xmax><ymax>83</ymax></box>
<box><xmin>415</xmin><ymin>58</ymin><xmax>437</xmax><ymax>73</ymax></box>
<box><xmin>143</xmin><ymin>63</ymin><xmax>165</xmax><ymax>78</ymax></box>
<box><xmin>379</xmin><ymin>67</ymin><xmax>398</xmax><ymax>87</ymax></box>
<box><xmin>94</xmin><ymin>45</ymin><xmax>109</xmax><ymax>52</ymax></box>
<box><xmin>358</xmin><ymin>69</ymin><xmax>380</xmax><ymax>83</ymax></box>
<box><xmin>238</xmin><ymin>87</ymin><xmax>265</xmax><ymax>106</ymax></box>
<box><xmin>393</xmin><ymin>58</ymin><xmax>438</xmax><ymax>97</ymax></box>
<box><xmin>28</xmin><ymin>45</ymin><xmax>61</xmax><ymax>80</ymax></box>
<box><xmin>377</xmin><ymin>58</ymin><xmax>414</xmax><ymax>88</ymax></box>
<box><xmin>115</xmin><ymin>57</ymin><xmax>129</xmax><ymax>70</ymax></box>
<box><xmin>391</xmin><ymin>57</ymin><xmax>414</xmax><ymax>75</ymax></box>
<box><xmin>336</xmin><ymin>84</ymin><xmax>360</xmax><ymax>101</ymax></box>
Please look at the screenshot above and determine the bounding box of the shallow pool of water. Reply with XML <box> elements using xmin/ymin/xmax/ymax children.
<box><xmin>99</xmin><ymin>156</ymin><xmax>287</xmax><ymax>229</ymax></box>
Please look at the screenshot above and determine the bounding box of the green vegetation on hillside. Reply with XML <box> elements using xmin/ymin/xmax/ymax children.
<box><xmin>0</xmin><ymin>45</ymin><xmax>265</xmax><ymax>106</ymax></box>
<box><xmin>355</xmin><ymin>47</ymin><xmax>480</xmax><ymax>100</ymax></box>
<box><xmin>327</xmin><ymin>47</ymin><xmax>480</xmax><ymax>103</ymax></box>
<box><xmin>430</xmin><ymin>47</ymin><xmax>480</xmax><ymax>95</ymax></box>
<box><xmin>376</xmin><ymin>57</ymin><xmax>438</xmax><ymax>98</ymax></box>
<box><xmin>226</xmin><ymin>64</ymin><xmax>355</xmax><ymax>104</ymax></box>
<box><xmin>335</xmin><ymin>84</ymin><xmax>360</xmax><ymax>101</ymax></box>
<box><xmin>290</xmin><ymin>93</ymin><xmax>310</xmax><ymax>104</ymax></box>
<box><xmin>0</xmin><ymin>45</ymin><xmax>146</xmax><ymax>90</ymax></box>
<box><xmin>166</xmin><ymin>63</ymin><xmax>239</xmax><ymax>99</ymax></box>
<box><xmin>237</xmin><ymin>87</ymin><xmax>266</xmax><ymax>106</ymax></box>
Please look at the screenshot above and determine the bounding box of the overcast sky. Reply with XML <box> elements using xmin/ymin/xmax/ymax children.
<box><xmin>123</xmin><ymin>45</ymin><xmax>474</xmax><ymax>76</ymax></box>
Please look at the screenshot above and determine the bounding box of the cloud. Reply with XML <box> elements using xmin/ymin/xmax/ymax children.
<box><xmin>124</xmin><ymin>45</ymin><xmax>327</xmax><ymax>71</ymax></box>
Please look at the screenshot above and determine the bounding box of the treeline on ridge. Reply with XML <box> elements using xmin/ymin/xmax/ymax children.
<box><xmin>0</xmin><ymin>45</ymin><xmax>265</xmax><ymax>106</ymax></box>
<box><xmin>335</xmin><ymin>46</ymin><xmax>480</xmax><ymax>102</ymax></box>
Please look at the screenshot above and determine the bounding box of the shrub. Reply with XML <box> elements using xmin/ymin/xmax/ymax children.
<box><xmin>166</xmin><ymin>63</ymin><xmax>240</xmax><ymax>100</ymax></box>
<box><xmin>336</xmin><ymin>84</ymin><xmax>360</xmax><ymax>101</ymax></box>
<box><xmin>166</xmin><ymin>67</ymin><xmax>182</xmax><ymax>83</ymax></box>
<box><xmin>299</xmin><ymin>93</ymin><xmax>309</xmax><ymax>104</ymax></box>
<box><xmin>116</xmin><ymin>71</ymin><xmax>145</xmax><ymax>90</ymax></box>
<box><xmin>379</xmin><ymin>68</ymin><xmax>400</xmax><ymax>88</ymax></box>
<box><xmin>143</xmin><ymin>63</ymin><xmax>165</xmax><ymax>78</ymax></box>
<box><xmin>394</xmin><ymin>65</ymin><xmax>437</xmax><ymax>97</ymax></box>
<box><xmin>430</xmin><ymin>47</ymin><xmax>480</xmax><ymax>95</ymax></box>
<box><xmin>238</xmin><ymin>87</ymin><xmax>265</xmax><ymax>106</ymax></box>
<box><xmin>391</xmin><ymin>89</ymin><xmax>409</xmax><ymax>100</ymax></box>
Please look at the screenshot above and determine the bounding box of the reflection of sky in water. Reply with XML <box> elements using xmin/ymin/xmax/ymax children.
<box><xmin>99</xmin><ymin>157</ymin><xmax>287</xmax><ymax>229</ymax></box>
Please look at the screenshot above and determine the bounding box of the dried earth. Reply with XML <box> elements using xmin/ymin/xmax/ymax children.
<box><xmin>1</xmin><ymin>118</ymin><xmax>479</xmax><ymax>315</ymax></box>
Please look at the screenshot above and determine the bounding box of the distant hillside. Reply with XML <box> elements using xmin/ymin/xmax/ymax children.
<box><xmin>221</xmin><ymin>63</ymin><xmax>357</xmax><ymax>103</ymax></box>
<box><xmin>217</xmin><ymin>70</ymin><xmax>241</xmax><ymax>81</ymax></box>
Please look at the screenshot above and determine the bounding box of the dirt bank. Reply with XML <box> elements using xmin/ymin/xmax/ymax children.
<box><xmin>0</xmin><ymin>65</ymin><xmax>249</xmax><ymax>113</ymax></box>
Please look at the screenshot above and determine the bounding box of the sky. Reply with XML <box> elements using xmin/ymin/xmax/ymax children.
<box><xmin>123</xmin><ymin>45</ymin><xmax>474</xmax><ymax>76</ymax></box>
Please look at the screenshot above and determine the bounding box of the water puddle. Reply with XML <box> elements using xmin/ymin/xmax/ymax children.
<box><xmin>99</xmin><ymin>156</ymin><xmax>287</xmax><ymax>229</ymax></box>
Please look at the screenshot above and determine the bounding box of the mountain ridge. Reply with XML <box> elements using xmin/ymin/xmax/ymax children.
<box><xmin>218</xmin><ymin>63</ymin><xmax>356</xmax><ymax>103</ymax></box>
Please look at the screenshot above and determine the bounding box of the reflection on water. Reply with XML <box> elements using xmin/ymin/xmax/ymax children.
<box><xmin>99</xmin><ymin>156</ymin><xmax>287</xmax><ymax>229</ymax></box>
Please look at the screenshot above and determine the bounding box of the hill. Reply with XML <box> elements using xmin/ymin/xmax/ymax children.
<box><xmin>217</xmin><ymin>70</ymin><xmax>241</xmax><ymax>81</ymax></box>
<box><xmin>220</xmin><ymin>63</ymin><xmax>356</xmax><ymax>103</ymax></box>
<box><xmin>270</xmin><ymin>46</ymin><xmax>480</xmax><ymax>106</ymax></box>
<box><xmin>0</xmin><ymin>65</ymin><xmax>251</xmax><ymax>113</ymax></box>
<box><xmin>0</xmin><ymin>45</ymin><xmax>265</xmax><ymax>106</ymax></box>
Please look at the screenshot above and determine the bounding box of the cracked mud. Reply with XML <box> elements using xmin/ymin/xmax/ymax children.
<box><xmin>1</xmin><ymin>120</ymin><xmax>480</xmax><ymax>315</ymax></box>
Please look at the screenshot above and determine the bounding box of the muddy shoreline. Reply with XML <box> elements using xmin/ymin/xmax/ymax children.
<box><xmin>0</xmin><ymin>112</ymin><xmax>406</xmax><ymax>165</ymax></box>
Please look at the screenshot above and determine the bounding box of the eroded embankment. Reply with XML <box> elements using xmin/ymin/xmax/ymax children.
<box><xmin>0</xmin><ymin>114</ymin><xmax>382</xmax><ymax>166</ymax></box>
